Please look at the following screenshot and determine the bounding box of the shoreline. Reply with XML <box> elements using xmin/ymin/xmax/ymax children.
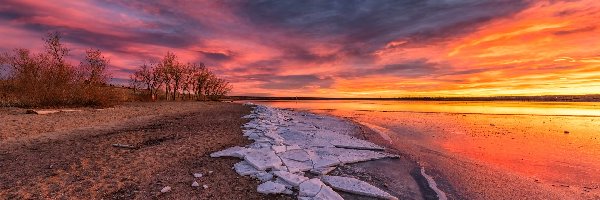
<box><xmin>211</xmin><ymin>104</ymin><xmax>446</xmax><ymax>199</ymax></box>
<box><xmin>285</xmin><ymin>107</ymin><xmax>449</xmax><ymax>200</ymax></box>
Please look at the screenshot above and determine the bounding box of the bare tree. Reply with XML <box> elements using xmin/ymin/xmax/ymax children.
<box><xmin>156</xmin><ymin>52</ymin><xmax>177</xmax><ymax>100</ymax></box>
<box><xmin>44</xmin><ymin>32</ymin><xmax>70</xmax><ymax>64</ymax></box>
<box><xmin>130</xmin><ymin>52</ymin><xmax>231</xmax><ymax>102</ymax></box>
<box><xmin>181</xmin><ymin>62</ymin><xmax>202</xmax><ymax>100</ymax></box>
<box><xmin>132</xmin><ymin>62</ymin><xmax>162</xmax><ymax>101</ymax></box>
<box><xmin>171</xmin><ymin>62</ymin><xmax>183</xmax><ymax>100</ymax></box>
<box><xmin>79</xmin><ymin>49</ymin><xmax>110</xmax><ymax>86</ymax></box>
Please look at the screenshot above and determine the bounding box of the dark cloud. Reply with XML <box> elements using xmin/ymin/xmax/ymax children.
<box><xmin>553</xmin><ymin>26</ymin><xmax>596</xmax><ymax>35</ymax></box>
<box><xmin>340</xmin><ymin>59</ymin><xmax>440</xmax><ymax>78</ymax></box>
<box><xmin>244</xmin><ymin>74</ymin><xmax>333</xmax><ymax>90</ymax></box>
<box><xmin>225</xmin><ymin>59</ymin><xmax>283</xmax><ymax>75</ymax></box>
<box><xmin>280</xmin><ymin>45</ymin><xmax>337</xmax><ymax>64</ymax></box>
<box><xmin>198</xmin><ymin>50</ymin><xmax>236</xmax><ymax>61</ymax></box>
<box><xmin>0</xmin><ymin>0</ymin><xmax>205</xmax><ymax>52</ymax></box>
<box><xmin>442</xmin><ymin>68</ymin><xmax>489</xmax><ymax>76</ymax></box>
<box><xmin>376</xmin><ymin>60</ymin><xmax>439</xmax><ymax>77</ymax></box>
<box><xmin>235</xmin><ymin>0</ymin><xmax>530</xmax><ymax>49</ymax></box>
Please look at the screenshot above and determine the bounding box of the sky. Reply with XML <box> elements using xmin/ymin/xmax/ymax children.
<box><xmin>1</xmin><ymin>0</ymin><xmax>599</xmax><ymax>97</ymax></box>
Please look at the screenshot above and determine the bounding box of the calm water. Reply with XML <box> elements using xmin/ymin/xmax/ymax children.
<box><xmin>249</xmin><ymin>100</ymin><xmax>600</xmax><ymax>116</ymax></box>
<box><xmin>248</xmin><ymin>100</ymin><xmax>600</xmax><ymax>198</ymax></box>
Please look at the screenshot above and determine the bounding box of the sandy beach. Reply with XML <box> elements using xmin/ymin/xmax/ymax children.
<box><xmin>0</xmin><ymin>102</ymin><xmax>292</xmax><ymax>199</ymax></box>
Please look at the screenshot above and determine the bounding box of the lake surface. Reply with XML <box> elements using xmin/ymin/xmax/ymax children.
<box><xmin>248</xmin><ymin>100</ymin><xmax>600</xmax><ymax>199</ymax></box>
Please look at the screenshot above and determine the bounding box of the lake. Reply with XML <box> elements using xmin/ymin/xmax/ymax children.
<box><xmin>249</xmin><ymin>100</ymin><xmax>600</xmax><ymax>199</ymax></box>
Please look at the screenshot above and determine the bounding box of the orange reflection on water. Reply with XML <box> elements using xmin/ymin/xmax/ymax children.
<box><xmin>255</xmin><ymin>100</ymin><xmax>600</xmax><ymax>116</ymax></box>
<box><xmin>440</xmin><ymin>113</ymin><xmax>600</xmax><ymax>186</ymax></box>
<box><xmin>251</xmin><ymin>100</ymin><xmax>600</xmax><ymax>195</ymax></box>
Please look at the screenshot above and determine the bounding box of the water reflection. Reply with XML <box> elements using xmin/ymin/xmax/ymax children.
<box><xmin>248</xmin><ymin>100</ymin><xmax>600</xmax><ymax>197</ymax></box>
<box><xmin>249</xmin><ymin>100</ymin><xmax>600</xmax><ymax>116</ymax></box>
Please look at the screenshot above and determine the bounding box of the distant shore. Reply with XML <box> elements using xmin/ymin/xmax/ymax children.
<box><xmin>230</xmin><ymin>94</ymin><xmax>600</xmax><ymax>102</ymax></box>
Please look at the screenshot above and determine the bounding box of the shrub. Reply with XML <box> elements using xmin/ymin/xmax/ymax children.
<box><xmin>0</xmin><ymin>32</ymin><xmax>118</xmax><ymax>108</ymax></box>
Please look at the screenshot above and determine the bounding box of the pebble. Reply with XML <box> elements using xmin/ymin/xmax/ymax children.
<box><xmin>192</xmin><ymin>181</ymin><xmax>200</xmax><ymax>187</ymax></box>
<box><xmin>160</xmin><ymin>186</ymin><xmax>171</xmax><ymax>193</ymax></box>
<box><xmin>193</xmin><ymin>173</ymin><xmax>203</xmax><ymax>178</ymax></box>
<box><xmin>203</xmin><ymin>184</ymin><xmax>209</xmax><ymax>189</ymax></box>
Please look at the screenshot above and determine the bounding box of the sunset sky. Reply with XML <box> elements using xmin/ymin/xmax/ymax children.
<box><xmin>1</xmin><ymin>0</ymin><xmax>599</xmax><ymax>97</ymax></box>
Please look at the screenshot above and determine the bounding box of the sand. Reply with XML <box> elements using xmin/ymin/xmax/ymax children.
<box><xmin>0</xmin><ymin>102</ymin><xmax>292</xmax><ymax>199</ymax></box>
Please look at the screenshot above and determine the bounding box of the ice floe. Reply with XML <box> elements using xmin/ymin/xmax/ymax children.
<box><xmin>257</xmin><ymin>181</ymin><xmax>287</xmax><ymax>194</ymax></box>
<box><xmin>233</xmin><ymin>161</ymin><xmax>261</xmax><ymax>176</ymax></box>
<box><xmin>244</xmin><ymin>148</ymin><xmax>284</xmax><ymax>171</ymax></box>
<box><xmin>211</xmin><ymin>104</ymin><xmax>398</xmax><ymax>199</ymax></box>
<box><xmin>321</xmin><ymin>175</ymin><xmax>397</xmax><ymax>200</ymax></box>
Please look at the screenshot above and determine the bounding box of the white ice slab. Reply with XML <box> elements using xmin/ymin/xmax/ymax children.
<box><xmin>310</xmin><ymin>167</ymin><xmax>336</xmax><ymax>175</ymax></box>
<box><xmin>299</xmin><ymin>178</ymin><xmax>325</xmax><ymax>197</ymax></box>
<box><xmin>279</xmin><ymin>149</ymin><xmax>311</xmax><ymax>162</ymax></box>
<box><xmin>280</xmin><ymin>157</ymin><xmax>313</xmax><ymax>173</ymax></box>
<box><xmin>244</xmin><ymin>149</ymin><xmax>283</xmax><ymax>171</ymax></box>
<box><xmin>313</xmin><ymin>184</ymin><xmax>344</xmax><ymax>200</ymax></box>
<box><xmin>274</xmin><ymin>177</ymin><xmax>294</xmax><ymax>189</ymax></box>
<box><xmin>210</xmin><ymin>146</ymin><xmax>249</xmax><ymax>158</ymax></box>
<box><xmin>272</xmin><ymin>145</ymin><xmax>287</xmax><ymax>153</ymax></box>
<box><xmin>252</xmin><ymin>171</ymin><xmax>274</xmax><ymax>182</ymax></box>
<box><xmin>233</xmin><ymin>161</ymin><xmax>261</xmax><ymax>176</ymax></box>
<box><xmin>257</xmin><ymin>181</ymin><xmax>287</xmax><ymax>194</ymax></box>
<box><xmin>330</xmin><ymin>139</ymin><xmax>385</xmax><ymax>151</ymax></box>
<box><xmin>273</xmin><ymin>171</ymin><xmax>309</xmax><ymax>187</ymax></box>
<box><xmin>321</xmin><ymin>175</ymin><xmax>397</xmax><ymax>200</ymax></box>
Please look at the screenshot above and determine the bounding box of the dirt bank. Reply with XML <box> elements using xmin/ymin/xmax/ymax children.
<box><xmin>0</xmin><ymin>102</ymin><xmax>291</xmax><ymax>199</ymax></box>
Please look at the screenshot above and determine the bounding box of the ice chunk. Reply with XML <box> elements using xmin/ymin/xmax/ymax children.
<box><xmin>313</xmin><ymin>184</ymin><xmax>344</xmax><ymax>200</ymax></box>
<box><xmin>273</xmin><ymin>171</ymin><xmax>309</xmax><ymax>187</ymax></box>
<box><xmin>210</xmin><ymin>146</ymin><xmax>249</xmax><ymax>158</ymax></box>
<box><xmin>274</xmin><ymin>177</ymin><xmax>294</xmax><ymax>189</ymax></box>
<box><xmin>299</xmin><ymin>178</ymin><xmax>324</xmax><ymax>197</ymax></box>
<box><xmin>257</xmin><ymin>181</ymin><xmax>287</xmax><ymax>194</ymax></box>
<box><xmin>244</xmin><ymin>149</ymin><xmax>283</xmax><ymax>171</ymax></box>
<box><xmin>252</xmin><ymin>171</ymin><xmax>274</xmax><ymax>182</ymax></box>
<box><xmin>234</xmin><ymin>161</ymin><xmax>261</xmax><ymax>176</ymax></box>
<box><xmin>280</xmin><ymin>157</ymin><xmax>313</xmax><ymax>173</ymax></box>
<box><xmin>330</xmin><ymin>139</ymin><xmax>385</xmax><ymax>151</ymax></box>
<box><xmin>272</xmin><ymin>145</ymin><xmax>287</xmax><ymax>153</ymax></box>
<box><xmin>310</xmin><ymin>167</ymin><xmax>336</xmax><ymax>175</ymax></box>
<box><xmin>286</xmin><ymin>144</ymin><xmax>302</xmax><ymax>151</ymax></box>
<box><xmin>321</xmin><ymin>175</ymin><xmax>397</xmax><ymax>200</ymax></box>
<box><xmin>279</xmin><ymin>149</ymin><xmax>311</xmax><ymax>162</ymax></box>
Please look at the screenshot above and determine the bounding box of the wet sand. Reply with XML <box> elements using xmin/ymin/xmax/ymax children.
<box><xmin>0</xmin><ymin>102</ymin><xmax>291</xmax><ymax>199</ymax></box>
<box><xmin>252</xmin><ymin>100</ymin><xmax>600</xmax><ymax>200</ymax></box>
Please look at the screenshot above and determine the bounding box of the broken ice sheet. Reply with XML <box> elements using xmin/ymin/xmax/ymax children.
<box><xmin>321</xmin><ymin>175</ymin><xmax>397</xmax><ymax>200</ymax></box>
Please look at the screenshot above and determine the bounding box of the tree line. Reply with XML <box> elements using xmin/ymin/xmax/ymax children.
<box><xmin>129</xmin><ymin>52</ymin><xmax>231</xmax><ymax>101</ymax></box>
<box><xmin>0</xmin><ymin>32</ymin><xmax>232</xmax><ymax>107</ymax></box>
<box><xmin>0</xmin><ymin>32</ymin><xmax>116</xmax><ymax>107</ymax></box>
